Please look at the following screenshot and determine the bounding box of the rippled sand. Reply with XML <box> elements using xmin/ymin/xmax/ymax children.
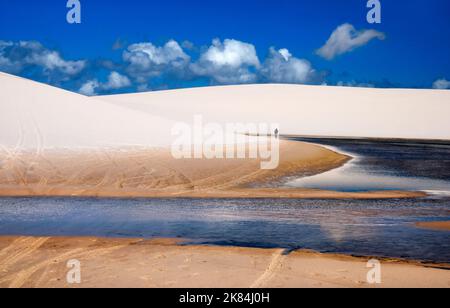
<box><xmin>0</xmin><ymin>236</ymin><xmax>448</xmax><ymax>288</ymax></box>
<box><xmin>0</xmin><ymin>141</ymin><xmax>424</xmax><ymax>199</ymax></box>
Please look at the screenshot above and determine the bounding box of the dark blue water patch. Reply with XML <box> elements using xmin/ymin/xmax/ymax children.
<box><xmin>288</xmin><ymin>137</ymin><xmax>450</xmax><ymax>180</ymax></box>
<box><xmin>283</xmin><ymin>137</ymin><xmax>450</xmax><ymax>193</ymax></box>
<box><xmin>0</xmin><ymin>197</ymin><xmax>449</xmax><ymax>263</ymax></box>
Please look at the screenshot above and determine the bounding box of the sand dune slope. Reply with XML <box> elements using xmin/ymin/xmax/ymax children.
<box><xmin>0</xmin><ymin>72</ymin><xmax>175</xmax><ymax>149</ymax></box>
<box><xmin>99</xmin><ymin>84</ymin><xmax>450</xmax><ymax>140</ymax></box>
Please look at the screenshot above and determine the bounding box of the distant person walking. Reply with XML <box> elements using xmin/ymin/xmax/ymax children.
<box><xmin>274</xmin><ymin>128</ymin><xmax>279</xmax><ymax>139</ymax></box>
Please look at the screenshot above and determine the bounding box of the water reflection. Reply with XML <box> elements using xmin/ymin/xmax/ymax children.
<box><xmin>0</xmin><ymin>197</ymin><xmax>448</xmax><ymax>263</ymax></box>
<box><xmin>287</xmin><ymin>156</ymin><xmax>450</xmax><ymax>193</ymax></box>
<box><xmin>286</xmin><ymin>138</ymin><xmax>450</xmax><ymax>194</ymax></box>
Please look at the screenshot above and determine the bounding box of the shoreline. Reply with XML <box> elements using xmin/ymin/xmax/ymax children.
<box><xmin>0</xmin><ymin>236</ymin><xmax>448</xmax><ymax>288</ymax></box>
<box><xmin>0</xmin><ymin>187</ymin><xmax>426</xmax><ymax>199</ymax></box>
<box><xmin>0</xmin><ymin>140</ymin><xmax>426</xmax><ymax>199</ymax></box>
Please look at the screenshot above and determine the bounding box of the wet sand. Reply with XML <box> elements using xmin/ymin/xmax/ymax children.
<box><xmin>0</xmin><ymin>141</ymin><xmax>424</xmax><ymax>199</ymax></box>
<box><xmin>416</xmin><ymin>221</ymin><xmax>450</xmax><ymax>231</ymax></box>
<box><xmin>0</xmin><ymin>236</ymin><xmax>448</xmax><ymax>288</ymax></box>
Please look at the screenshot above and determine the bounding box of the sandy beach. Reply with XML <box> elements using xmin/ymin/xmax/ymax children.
<box><xmin>0</xmin><ymin>236</ymin><xmax>448</xmax><ymax>288</ymax></box>
<box><xmin>0</xmin><ymin>140</ymin><xmax>425</xmax><ymax>199</ymax></box>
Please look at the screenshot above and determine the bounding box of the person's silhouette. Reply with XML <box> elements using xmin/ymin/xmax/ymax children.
<box><xmin>274</xmin><ymin>128</ymin><xmax>279</xmax><ymax>139</ymax></box>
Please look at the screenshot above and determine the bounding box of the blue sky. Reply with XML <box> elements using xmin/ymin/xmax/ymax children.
<box><xmin>1</xmin><ymin>0</ymin><xmax>449</xmax><ymax>94</ymax></box>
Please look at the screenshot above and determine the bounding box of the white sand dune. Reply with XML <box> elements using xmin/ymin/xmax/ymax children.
<box><xmin>0</xmin><ymin>72</ymin><xmax>175</xmax><ymax>150</ymax></box>
<box><xmin>98</xmin><ymin>84</ymin><xmax>450</xmax><ymax>140</ymax></box>
<box><xmin>2</xmin><ymin>72</ymin><xmax>450</xmax><ymax>151</ymax></box>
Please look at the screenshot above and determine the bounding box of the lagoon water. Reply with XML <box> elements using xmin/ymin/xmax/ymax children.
<box><xmin>0</xmin><ymin>139</ymin><xmax>449</xmax><ymax>263</ymax></box>
<box><xmin>286</xmin><ymin>138</ymin><xmax>450</xmax><ymax>195</ymax></box>
<box><xmin>0</xmin><ymin>197</ymin><xmax>449</xmax><ymax>263</ymax></box>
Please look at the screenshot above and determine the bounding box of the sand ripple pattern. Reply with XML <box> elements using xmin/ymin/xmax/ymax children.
<box><xmin>0</xmin><ymin>237</ymin><xmax>125</xmax><ymax>288</ymax></box>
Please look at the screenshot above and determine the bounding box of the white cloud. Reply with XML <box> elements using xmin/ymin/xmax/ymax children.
<box><xmin>123</xmin><ymin>40</ymin><xmax>318</xmax><ymax>86</ymax></box>
<box><xmin>432</xmin><ymin>78</ymin><xmax>450</xmax><ymax>90</ymax></box>
<box><xmin>104</xmin><ymin>71</ymin><xmax>131</xmax><ymax>89</ymax></box>
<box><xmin>260</xmin><ymin>48</ymin><xmax>315</xmax><ymax>84</ymax></box>
<box><xmin>0</xmin><ymin>41</ymin><xmax>13</xmax><ymax>50</ymax></box>
<box><xmin>78</xmin><ymin>71</ymin><xmax>131</xmax><ymax>96</ymax></box>
<box><xmin>0</xmin><ymin>55</ymin><xmax>16</xmax><ymax>73</ymax></box>
<box><xmin>20</xmin><ymin>42</ymin><xmax>85</xmax><ymax>75</ymax></box>
<box><xmin>0</xmin><ymin>40</ymin><xmax>86</xmax><ymax>77</ymax></box>
<box><xmin>317</xmin><ymin>23</ymin><xmax>385</xmax><ymax>60</ymax></box>
<box><xmin>199</xmin><ymin>39</ymin><xmax>260</xmax><ymax>68</ymax></box>
<box><xmin>79</xmin><ymin>80</ymin><xmax>100</xmax><ymax>96</ymax></box>
<box><xmin>4</xmin><ymin>37</ymin><xmax>419</xmax><ymax>92</ymax></box>
<box><xmin>190</xmin><ymin>39</ymin><xmax>260</xmax><ymax>84</ymax></box>
<box><xmin>278</xmin><ymin>48</ymin><xmax>292</xmax><ymax>61</ymax></box>
<box><xmin>123</xmin><ymin>40</ymin><xmax>190</xmax><ymax>82</ymax></box>
<box><xmin>124</xmin><ymin>40</ymin><xmax>189</xmax><ymax>67</ymax></box>
<box><xmin>0</xmin><ymin>41</ymin><xmax>18</xmax><ymax>73</ymax></box>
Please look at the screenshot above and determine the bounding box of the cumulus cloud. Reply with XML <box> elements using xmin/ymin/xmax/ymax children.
<box><xmin>317</xmin><ymin>23</ymin><xmax>385</xmax><ymax>60</ymax></box>
<box><xmin>260</xmin><ymin>48</ymin><xmax>315</xmax><ymax>84</ymax></box>
<box><xmin>104</xmin><ymin>71</ymin><xmax>131</xmax><ymax>89</ymax></box>
<box><xmin>79</xmin><ymin>80</ymin><xmax>100</xmax><ymax>96</ymax></box>
<box><xmin>121</xmin><ymin>39</ymin><xmax>319</xmax><ymax>86</ymax></box>
<box><xmin>432</xmin><ymin>78</ymin><xmax>450</xmax><ymax>90</ymax></box>
<box><xmin>121</xmin><ymin>39</ymin><xmax>318</xmax><ymax>86</ymax></box>
<box><xmin>0</xmin><ymin>41</ymin><xmax>18</xmax><ymax>73</ymax></box>
<box><xmin>123</xmin><ymin>40</ymin><xmax>190</xmax><ymax>83</ymax></box>
<box><xmin>78</xmin><ymin>71</ymin><xmax>131</xmax><ymax>96</ymax></box>
<box><xmin>0</xmin><ymin>40</ymin><xmax>86</xmax><ymax>77</ymax></box>
<box><xmin>3</xmin><ymin>37</ymin><xmax>400</xmax><ymax>93</ymax></box>
<box><xmin>190</xmin><ymin>39</ymin><xmax>260</xmax><ymax>84</ymax></box>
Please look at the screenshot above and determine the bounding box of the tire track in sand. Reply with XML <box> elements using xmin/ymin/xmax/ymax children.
<box><xmin>0</xmin><ymin>237</ymin><xmax>50</xmax><ymax>271</ymax></box>
<box><xmin>1</xmin><ymin>244</ymin><xmax>125</xmax><ymax>288</ymax></box>
<box><xmin>250</xmin><ymin>249</ymin><xmax>287</xmax><ymax>288</ymax></box>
